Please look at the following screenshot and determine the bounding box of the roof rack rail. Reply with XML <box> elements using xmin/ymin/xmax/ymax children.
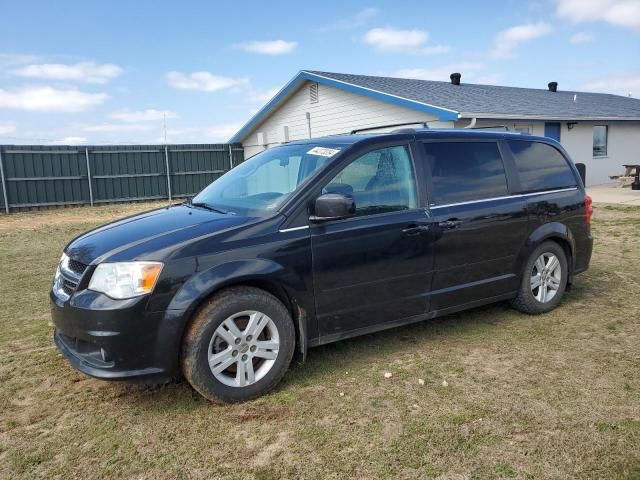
<box><xmin>350</xmin><ymin>121</ymin><xmax>429</xmax><ymax>134</ymax></box>
<box><xmin>470</xmin><ymin>125</ymin><xmax>510</xmax><ymax>131</ymax></box>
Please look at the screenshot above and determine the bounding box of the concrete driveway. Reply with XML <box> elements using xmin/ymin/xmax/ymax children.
<box><xmin>587</xmin><ymin>184</ymin><xmax>640</xmax><ymax>205</ymax></box>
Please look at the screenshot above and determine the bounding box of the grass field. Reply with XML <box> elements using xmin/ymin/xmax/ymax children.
<box><xmin>0</xmin><ymin>202</ymin><xmax>638</xmax><ymax>479</ymax></box>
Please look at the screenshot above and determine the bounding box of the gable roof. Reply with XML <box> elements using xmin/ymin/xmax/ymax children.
<box><xmin>230</xmin><ymin>70</ymin><xmax>640</xmax><ymax>143</ymax></box>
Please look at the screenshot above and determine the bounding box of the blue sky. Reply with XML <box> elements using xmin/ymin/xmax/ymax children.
<box><xmin>0</xmin><ymin>0</ymin><xmax>639</xmax><ymax>145</ymax></box>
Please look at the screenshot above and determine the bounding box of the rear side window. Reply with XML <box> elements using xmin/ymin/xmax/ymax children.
<box><xmin>423</xmin><ymin>142</ymin><xmax>509</xmax><ymax>205</ymax></box>
<box><xmin>508</xmin><ymin>141</ymin><xmax>577</xmax><ymax>192</ymax></box>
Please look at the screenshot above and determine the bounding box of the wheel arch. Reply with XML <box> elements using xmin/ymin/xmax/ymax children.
<box><xmin>166</xmin><ymin>259</ymin><xmax>310</xmax><ymax>369</ymax></box>
<box><xmin>518</xmin><ymin>222</ymin><xmax>575</xmax><ymax>281</ymax></box>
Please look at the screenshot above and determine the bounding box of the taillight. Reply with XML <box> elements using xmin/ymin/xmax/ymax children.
<box><xmin>585</xmin><ymin>195</ymin><xmax>593</xmax><ymax>225</ymax></box>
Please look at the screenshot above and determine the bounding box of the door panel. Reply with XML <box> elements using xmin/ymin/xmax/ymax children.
<box><xmin>428</xmin><ymin>198</ymin><xmax>528</xmax><ymax>310</ymax></box>
<box><xmin>311</xmin><ymin>143</ymin><xmax>433</xmax><ymax>337</ymax></box>
<box><xmin>421</xmin><ymin>140</ymin><xmax>528</xmax><ymax>311</ymax></box>
<box><xmin>312</xmin><ymin>210</ymin><xmax>434</xmax><ymax>335</ymax></box>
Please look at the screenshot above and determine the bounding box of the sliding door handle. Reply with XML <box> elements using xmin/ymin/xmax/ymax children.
<box><xmin>438</xmin><ymin>219</ymin><xmax>462</xmax><ymax>230</ymax></box>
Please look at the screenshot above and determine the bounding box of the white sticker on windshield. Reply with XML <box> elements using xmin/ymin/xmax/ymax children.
<box><xmin>306</xmin><ymin>146</ymin><xmax>341</xmax><ymax>157</ymax></box>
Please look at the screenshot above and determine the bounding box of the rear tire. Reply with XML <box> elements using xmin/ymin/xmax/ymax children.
<box><xmin>511</xmin><ymin>241</ymin><xmax>568</xmax><ymax>315</ymax></box>
<box><xmin>181</xmin><ymin>286</ymin><xmax>295</xmax><ymax>403</ymax></box>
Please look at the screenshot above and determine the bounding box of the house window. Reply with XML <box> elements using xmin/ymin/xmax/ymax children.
<box><xmin>514</xmin><ymin>125</ymin><xmax>532</xmax><ymax>134</ymax></box>
<box><xmin>593</xmin><ymin>125</ymin><xmax>608</xmax><ymax>157</ymax></box>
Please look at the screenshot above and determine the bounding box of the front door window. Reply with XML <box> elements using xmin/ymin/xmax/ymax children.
<box><xmin>323</xmin><ymin>145</ymin><xmax>418</xmax><ymax>216</ymax></box>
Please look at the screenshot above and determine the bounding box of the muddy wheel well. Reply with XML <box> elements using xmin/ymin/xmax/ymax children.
<box><xmin>181</xmin><ymin>280</ymin><xmax>305</xmax><ymax>362</ymax></box>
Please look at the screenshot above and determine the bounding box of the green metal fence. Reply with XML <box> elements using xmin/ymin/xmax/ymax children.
<box><xmin>0</xmin><ymin>143</ymin><xmax>244</xmax><ymax>212</ymax></box>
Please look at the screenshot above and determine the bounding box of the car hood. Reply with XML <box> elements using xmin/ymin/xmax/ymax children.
<box><xmin>65</xmin><ymin>204</ymin><xmax>260</xmax><ymax>264</ymax></box>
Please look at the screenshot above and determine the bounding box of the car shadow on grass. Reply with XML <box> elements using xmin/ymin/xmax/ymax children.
<box><xmin>113</xmin><ymin>300</ymin><xmax>522</xmax><ymax>409</ymax></box>
<box><xmin>113</xmin><ymin>274</ymin><xmax>596</xmax><ymax>410</ymax></box>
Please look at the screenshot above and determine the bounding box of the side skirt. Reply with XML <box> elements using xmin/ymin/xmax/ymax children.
<box><xmin>308</xmin><ymin>292</ymin><xmax>517</xmax><ymax>347</ymax></box>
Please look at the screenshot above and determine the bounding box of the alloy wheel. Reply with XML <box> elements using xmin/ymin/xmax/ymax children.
<box><xmin>530</xmin><ymin>252</ymin><xmax>562</xmax><ymax>303</ymax></box>
<box><xmin>207</xmin><ymin>310</ymin><xmax>280</xmax><ymax>387</ymax></box>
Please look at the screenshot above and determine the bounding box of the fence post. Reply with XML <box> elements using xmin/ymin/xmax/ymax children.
<box><xmin>0</xmin><ymin>149</ymin><xmax>8</xmax><ymax>213</ymax></box>
<box><xmin>85</xmin><ymin>148</ymin><xmax>94</xmax><ymax>207</ymax></box>
<box><xmin>164</xmin><ymin>145</ymin><xmax>172</xmax><ymax>201</ymax></box>
<box><xmin>228</xmin><ymin>144</ymin><xmax>234</xmax><ymax>169</ymax></box>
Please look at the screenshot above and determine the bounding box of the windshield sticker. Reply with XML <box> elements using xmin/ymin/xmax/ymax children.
<box><xmin>306</xmin><ymin>146</ymin><xmax>341</xmax><ymax>157</ymax></box>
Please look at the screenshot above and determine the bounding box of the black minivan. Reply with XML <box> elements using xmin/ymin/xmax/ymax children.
<box><xmin>51</xmin><ymin>128</ymin><xmax>593</xmax><ymax>402</ymax></box>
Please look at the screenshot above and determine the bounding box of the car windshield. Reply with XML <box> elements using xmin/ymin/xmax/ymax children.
<box><xmin>192</xmin><ymin>143</ymin><xmax>345</xmax><ymax>216</ymax></box>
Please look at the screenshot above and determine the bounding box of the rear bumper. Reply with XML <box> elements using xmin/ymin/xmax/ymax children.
<box><xmin>50</xmin><ymin>289</ymin><xmax>184</xmax><ymax>383</ymax></box>
<box><xmin>573</xmin><ymin>233</ymin><xmax>593</xmax><ymax>275</ymax></box>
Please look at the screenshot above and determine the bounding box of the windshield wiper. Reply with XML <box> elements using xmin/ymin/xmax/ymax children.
<box><xmin>187</xmin><ymin>199</ymin><xmax>230</xmax><ymax>214</ymax></box>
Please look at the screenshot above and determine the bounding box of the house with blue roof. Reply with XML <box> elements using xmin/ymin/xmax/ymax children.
<box><xmin>230</xmin><ymin>70</ymin><xmax>640</xmax><ymax>185</ymax></box>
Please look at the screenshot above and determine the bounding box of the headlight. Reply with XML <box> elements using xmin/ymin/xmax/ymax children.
<box><xmin>88</xmin><ymin>262</ymin><xmax>163</xmax><ymax>299</ymax></box>
<box><xmin>52</xmin><ymin>253</ymin><xmax>67</xmax><ymax>287</ymax></box>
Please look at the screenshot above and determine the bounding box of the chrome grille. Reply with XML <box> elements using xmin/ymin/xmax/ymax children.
<box><xmin>54</xmin><ymin>254</ymin><xmax>87</xmax><ymax>300</ymax></box>
<box><xmin>62</xmin><ymin>278</ymin><xmax>77</xmax><ymax>296</ymax></box>
<box><xmin>67</xmin><ymin>259</ymin><xmax>87</xmax><ymax>275</ymax></box>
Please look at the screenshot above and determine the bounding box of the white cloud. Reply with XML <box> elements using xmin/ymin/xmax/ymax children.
<box><xmin>207</xmin><ymin>123</ymin><xmax>243</xmax><ymax>141</ymax></box>
<box><xmin>153</xmin><ymin>123</ymin><xmax>243</xmax><ymax>143</ymax></box>
<box><xmin>50</xmin><ymin>136</ymin><xmax>88</xmax><ymax>145</ymax></box>
<box><xmin>235</xmin><ymin>40</ymin><xmax>297</xmax><ymax>55</ymax></box>
<box><xmin>419</xmin><ymin>45</ymin><xmax>453</xmax><ymax>55</ymax></box>
<box><xmin>394</xmin><ymin>62</ymin><xmax>501</xmax><ymax>84</ymax></box>
<box><xmin>82</xmin><ymin>123</ymin><xmax>155</xmax><ymax>133</ymax></box>
<box><xmin>107</xmin><ymin>109</ymin><xmax>178</xmax><ymax>122</ymax></box>
<box><xmin>491</xmin><ymin>22</ymin><xmax>552</xmax><ymax>59</ymax></box>
<box><xmin>0</xmin><ymin>53</ymin><xmax>38</xmax><ymax>68</ymax></box>
<box><xmin>315</xmin><ymin>7</ymin><xmax>380</xmax><ymax>32</ymax></box>
<box><xmin>570</xmin><ymin>32</ymin><xmax>594</xmax><ymax>44</ymax></box>
<box><xmin>581</xmin><ymin>71</ymin><xmax>640</xmax><ymax>96</ymax></box>
<box><xmin>166</xmin><ymin>71</ymin><xmax>249</xmax><ymax>92</ymax></box>
<box><xmin>557</xmin><ymin>0</ymin><xmax>640</xmax><ymax>29</ymax></box>
<box><xmin>363</xmin><ymin>27</ymin><xmax>427</xmax><ymax>51</ymax></box>
<box><xmin>0</xmin><ymin>86</ymin><xmax>108</xmax><ymax>112</ymax></box>
<box><xmin>11</xmin><ymin>62</ymin><xmax>123</xmax><ymax>84</ymax></box>
<box><xmin>0</xmin><ymin>123</ymin><xmax>16</xmax><ymax>135</ymax></box>
<box><xmin>246</xmin><ymin>87</ymin><xmax>280</xmax><ymax>103</ymax></box>
<box><xmin>363</xmin><ymin>27</ymin><xmax>451</xmax><ymax>54</ymax></box>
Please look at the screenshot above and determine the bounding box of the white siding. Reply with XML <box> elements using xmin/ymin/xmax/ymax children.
<box><xmin>453</xmin><ymin>119</ymin><xmax>545</xmax><ymax>135</ymax></box>
<box><xmin>242</xmin><ymin>81</ymin><xmax>441</xmax><ymax>158</ymax></box>
<box><xmin>455</xmin><ymin>119</ymin><xmax>640</xmax><ymax>185</ymax></box>
<box><xmin>561</xmin><ymin>122</ymin><xmax>640</xmax><ymax>185</ymax></box>
<box><xmin>240</xmin><ymin>83</ymin><xmax>640</xmax><ymax>185</ymax></box>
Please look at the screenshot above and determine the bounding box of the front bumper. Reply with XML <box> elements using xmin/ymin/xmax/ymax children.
<box><xmin>50</xmin><ymin>288</ymin><xmax>183</xmax><ymax>383</ymax></box>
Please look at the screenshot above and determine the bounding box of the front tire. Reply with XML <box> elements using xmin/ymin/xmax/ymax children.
<box><xmin>181</xmin><ymin>286</ymin><xmax>295</xmax><ymax>403</ymax></box>
<box><xmin>511</xmin><ymin>241</ymin><xmax>568</xmax><ymax>315</ymax></box>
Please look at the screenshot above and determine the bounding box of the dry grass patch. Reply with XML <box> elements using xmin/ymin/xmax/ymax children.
<box><xmin>0</xmin><ymin>202</ymin><xmax>638</xmax><ymax>479</ymax></box>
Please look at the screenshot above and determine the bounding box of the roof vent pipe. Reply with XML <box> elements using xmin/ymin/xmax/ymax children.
<box><xmin>450</xmin><ymin>72</ymin><xmax>461</xmax><ymax>86</ymax></box>
<box><xmin>548</xmin><ymin>82</ymin><xmax>558</xmax><ymax>92</ymax></box>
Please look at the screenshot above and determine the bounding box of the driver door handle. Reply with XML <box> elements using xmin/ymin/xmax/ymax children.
<box><xmin>402</xmin><ymin>224</ymin><xmax>430</xmax><ymax>236</ymax></box>
<box><xmin>438</xmin><ymin>219</ymin><xmax>462</xmax><ymax>230</ymax></box>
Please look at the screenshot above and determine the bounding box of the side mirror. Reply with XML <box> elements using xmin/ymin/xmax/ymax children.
<box><xmin>309</xmin><ymin>193</ymin><xmax>356</xmax><ymax>222</ymax></box>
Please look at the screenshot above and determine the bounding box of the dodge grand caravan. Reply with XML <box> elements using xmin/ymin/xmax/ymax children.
<box><xmin>51</xmin><ymin>129</ymin><xmax>593</xmax><ymax>402</ymax></box>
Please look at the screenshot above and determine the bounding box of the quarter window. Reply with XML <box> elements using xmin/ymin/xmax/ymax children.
<box><xmin>424</xmin><ymin>142</ymin><xmax>509</xmax><ymax>205</ymax></box>
<box><xmin>593</xmin><ymin>125</ymin><xmax>608</xmax><ymax>157</ymax></box>
<box><xmin>508</xmin><ymin>141</ymin><xmax>576</xmax><ymax>192</ymax></box>
<box><xmin>323</xmin><ymin>145</ymin><xmax>418</xmax><ymax>216</ymax></box>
